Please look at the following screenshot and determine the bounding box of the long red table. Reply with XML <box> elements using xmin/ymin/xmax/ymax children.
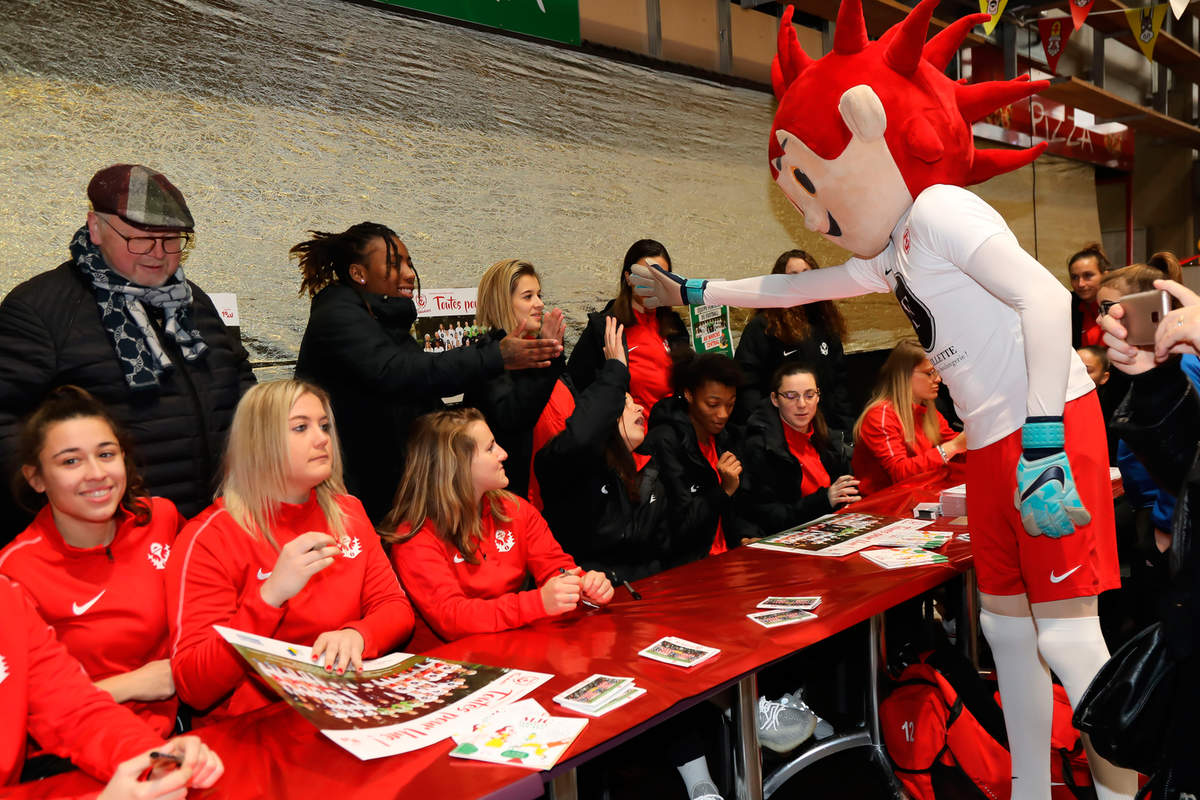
<box><xmin>14</xmin><ymin>465</ymin><xmax>979</xmax><ymax>800</ymax></box>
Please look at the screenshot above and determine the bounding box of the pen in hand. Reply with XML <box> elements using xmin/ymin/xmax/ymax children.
<box><xmin>623</xmin><ymin>579</ymin><xmax>642</xmax><ymax>601</ymax></box>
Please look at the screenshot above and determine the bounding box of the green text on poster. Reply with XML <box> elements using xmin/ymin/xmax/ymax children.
<box><xmin>375</xmin><ymin>0</ymin><xmax>580</xmax><ymax>45</ymax></box>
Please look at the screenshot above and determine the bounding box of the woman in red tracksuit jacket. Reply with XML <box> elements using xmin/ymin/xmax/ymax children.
<box><xmin>0</xmin><ymin>386</ymin><xmax>181</xmax><ymax>738</ymax></box>
<box><xmin>168</xmin><ymin>380</ymin><xmax>414</xmax><ymax>723</ymax></box>
<box><xmin>384</xmin><ymin>407</ymin><xmax>614</xmax><ymax>645</ymax></box>
<box><xmin>0</xmin><ymin>575</ymin><xmax>223</xmax><ymax>796</ymax></box>
<box><xmin>851</xmin><ymin>340</ymin><xmax>967</xmax><ymax>495</ymax></box>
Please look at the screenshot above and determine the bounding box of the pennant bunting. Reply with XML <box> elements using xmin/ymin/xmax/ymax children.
<box><xmin>1168</xmin><ymin>0</ymin><xmax>1188</xmax><ymax>20</ymax></box>
<box><xmin>1125</xmin><ymin>4</ymin><xmax>1169</xmax><ymax>61</ymax></box>
<box><xmin>1037</xmin><ymin>16</ymin><xmax>1076</xmax><ymax>73</ymax></box>
<box><xmin>980</xmin><ymin>0</ymin><xmax>1009</xmax><ymax>35</ymax></box>
<box><xmin>1069</xmin><ymin>0</ymin><xmax>1096</xmax><ymax>31</ymax></box>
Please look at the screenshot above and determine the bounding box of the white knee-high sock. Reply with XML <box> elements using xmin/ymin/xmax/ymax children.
<box><xmin>980</xmin><ymin>609</ymin><xmax>1052</xmax><ymax>800</ymax></box>
<box><xmin>1036</xmin><ymin>616</ymin><xmax>1137</xmax><ymax>800</ymax></box>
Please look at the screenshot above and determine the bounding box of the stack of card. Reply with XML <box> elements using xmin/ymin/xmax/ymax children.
<box><xmin>553</xmin><ymin>674</ymin><xmax>646</xmax><ymax>717</ymax></box>
<box><xmin>638</xmin><ymin>636</ymin><xmax>721</xmax><ymax>668</ymax></box>
<box><xmin>861</xmin><ymin>547</ymin><xmax>949</xmax><ymax>569</ymax></box>
<box><xmin>871</xmin><ymin>530</ymin><xmax>954</xmax><ymax>550</ymax></box>
<box><xmin>747</xmin><ymin>595</ymin><xmax>822</xmax><ymax>627</ymax></box>
<box><xmin>450</xmin><ymin>699</ymin><xmax>586</xmax><ymax>770</ymax></box>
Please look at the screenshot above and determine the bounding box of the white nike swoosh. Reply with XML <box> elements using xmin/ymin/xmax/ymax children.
<box><xmin>689</xmin><ymin>484</ymin><xmax>699</xmax><ymax>493</ymax></box>
<box><xmin>783</xmin><ymin>349</ymin><xmax>798</xmax><ymax>357</ymax></box>
<box><xmin>601</xmin><ymin>485</ymin><xmax>609</xmax><ymax>495</ymax></box>
<box><xmin>1049</xmin><ymin>565</ymin><xmax>1082</xmax><ymax>584</ymax></box>
<box><xmin>72</xmin><ymin>590</ymin><xmax>105</xmax><ymax>616</ymax></box>
<box><xmin>256</xmin><ymin>568</ymin><xmax>272</xmax><ymax>581</ymax></box>
<box><xmin>627</xmin><ymin>346</ymin><xmax>640</xmax><ymax>353</ymax></box>
<box><xmin>453</xmin><ymin>554</ymin><xmax>465</xmax><ymax>563</ymax></box>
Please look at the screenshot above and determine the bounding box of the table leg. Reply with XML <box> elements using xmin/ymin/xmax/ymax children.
<box><xmin>868</xmin><ymin>615</ymin><xmax>905</xmax><ymax>800</ymax></box>
<box><xmin>962</xmin><ymin>568</ymin><xmax>980</xmax><ymax>671</ymax></box>
<box><xmin>548</xmin><ymin>768</ymin><xmax>578</xmax><ymax>800</ymax></box>
<box><xmin>731</xmin><ymin>672</ymin><xmax>764</xmax><ymax>800</ymax></box>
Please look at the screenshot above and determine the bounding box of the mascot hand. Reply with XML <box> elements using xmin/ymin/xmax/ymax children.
<box><xmin>627</xmin><ymin>264</ymin><xmax>707</xmax><ymax>308</ymax></box>
<box><xmin>1013</xmin><ymin>418</ymin><xmax>1091</xmax><ymax>538</ymax></box>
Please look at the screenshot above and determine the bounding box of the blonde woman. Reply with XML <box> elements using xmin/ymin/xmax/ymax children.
<box><xmin>851</xmin><ymin>341</ymin><xmax>966</xmax><ymax>495</ymax></box>
<box><xmin>384</xmin><ymin>407</ymin><xmax>612</xmax><ymax>644</ymax></box>
<box><xmin>167</xmin><ymin>380</ymin><xmax>413</xmax><ymax>723</ymax></box>
<box><xmin>464</xmin><ymin>258</ymin><xmax>566</xmax><ymax>498</ymax></box>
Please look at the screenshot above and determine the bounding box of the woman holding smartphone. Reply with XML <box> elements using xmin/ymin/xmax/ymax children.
<box><xmin>168</xmin><ymin>380</ymin><xmax>413</xmax><ymax>723</ymax></box>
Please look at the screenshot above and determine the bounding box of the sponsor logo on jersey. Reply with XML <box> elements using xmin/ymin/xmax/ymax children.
<box><xmin>819</xmin><ymin>341</ymin><xmax>829</xmax><ymax>356</ymax></box>
<box><xmin>1049</xmin><ymin>565</ymin><xmax>1081</xmax><ymax>584</ymax></box>
<box><xmin>0</xmin><ymin>654</ymin><xmax>7</xmax><ymax>687</ymax></box>
<box><xmin>453</xmin><ymin>553</ymin><xmax>466</xmax><ymax>564</ymax></box>
<box><xmin>147</xmin><ymin>541</ymin><xmax>171</xmax><ymax>570</ymax></box>
<box><xmin>902</xmin><ymin>227</ymin><xmax>911</xmax><ymax>253</ymax></box>
<box><xmin>256</xmin><ymin>568</ymin><xmax>272</xmax><ymax>581</ymax></box>
<box><xmin>72</xmin><ymin>590</ymin><xmax>106</xmax><ymax>616</ymax></box>
<box><xmin>495</xmin><ymin>529</ymin><xmax>516</xmax><ymax>552</ymax></box>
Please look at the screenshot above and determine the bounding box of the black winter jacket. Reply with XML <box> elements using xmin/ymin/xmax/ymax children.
<box><xmin>535</xmin><ymin>359</ymin><xmax>668</xmax><ymax>584</ymax></box>
<box><xmin>566</xmin><ymin>299</ymin><xmax>690</xmax><ymax>395</ymax></box>
<box><xmin>0</xmin><ymin>261</ymin><xmax>254</xmax><ymax>536</ymax></box>
<box><xmin>733</xmin><ymin>313</ymin><xmax>854</xmax><ymax>432</ymax></box>
<box><xmin>464</xmin><ymin>330</ymin><xmax>564</xmax><ymax>499</ymax></box>
<box><xmin>295</xmin><ymin>284</ymin><xmax>505</xmax><ymax>522</ymax></box>
<box><xmin>737</xmin><ymin>403</ymin><xmax>852</xmax><ymax>539</ymax></box>
<box><xmin>1110</xmin><ymin>361</ymin><xmax>1200</xmax><ymax>789</ymax></box>
<box><xmin>641</xmin><ymin>396</ymin><xmax>749</xmax><ymax>567</ymax></box>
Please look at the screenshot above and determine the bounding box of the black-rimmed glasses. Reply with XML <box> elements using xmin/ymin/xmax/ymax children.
<box><xmin>96</xmin><ymin>214</ymin><xmax>192</xmax><ymax>254</ymax></box>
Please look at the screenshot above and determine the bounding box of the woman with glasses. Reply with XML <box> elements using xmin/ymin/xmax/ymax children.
<box><xmin>851</xmin><ymin>340</ymin><xmax>966</xmax><ymax>496</ymax></box>
<box><xmin>739</xmin><ymin>362</ymin><xmax>859</xmax><ymax>541</ymax></box>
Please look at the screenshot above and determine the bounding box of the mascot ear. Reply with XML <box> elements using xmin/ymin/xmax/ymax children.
<box><xmin>838</xmin><ymin>86</ymin><xmax>887</xmax><ymax>142</ymax></box>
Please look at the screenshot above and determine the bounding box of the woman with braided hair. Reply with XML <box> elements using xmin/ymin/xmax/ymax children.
<box><xmin>292</xmin><ymin>223</ymin><xmax>561</xmax><ymax>522</ymax></box>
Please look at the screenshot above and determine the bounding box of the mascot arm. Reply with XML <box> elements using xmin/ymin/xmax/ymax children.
<box><xmin>963</xmin><ymin>233</ymin><xmax>1088</xmax><ymax>539</ymax></box>
<box><xmin>629</xmin><ymin>257</ymin><xmax>888</xmax><ymax>310</ymax></box>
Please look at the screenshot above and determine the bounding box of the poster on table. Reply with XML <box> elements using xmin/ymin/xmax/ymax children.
<box><xmin>748</xmin><ymin>512</ymin><xmax>935</xmax><ymax>557</ymax></box>
<box><xmin>413</xmin><ymin>287</ymin><xmax>484</xmax><ymax>352</ymax></box>
<box><xmin>688</xmin><ymin>304</ymin><xmax>733</xmax><ymax>357</ymax></box>
<box><xmin>216</xmin><ymin>626</ymin><xmax>551</xmax><ymax>760</ymax></box>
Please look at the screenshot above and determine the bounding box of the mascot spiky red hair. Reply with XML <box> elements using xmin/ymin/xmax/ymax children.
<box><xmin>632</xmin><ymin>2</ymin><xmax>1137</xmax><ymax>797</ymax></box>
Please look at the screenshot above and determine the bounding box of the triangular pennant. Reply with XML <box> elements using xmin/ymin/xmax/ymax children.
<box><xmin>1125</xmin><ymin>4</ymin><xmax>1170</xmax><ymax>61</ymax></box>
<box><xmin>1069</xmin><ymin>0</ymin><xmax>1096</xmax><ymax>31</ymax></box>
<box><xmin>980</xmin><ymin>0</ymin><xmax>1009</xmax><ymax>35</ymax></box>
<box><xmin>1037</xmin><ymin>16</ymin><xmax>1076</xmax><ymax>73</ymax></box>
<box><xmin>1169</xmin><ymin>0</ymin><xmax>1188</xmax><ymax>19</ymax></box>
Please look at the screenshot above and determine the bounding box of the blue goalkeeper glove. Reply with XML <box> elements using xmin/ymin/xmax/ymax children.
<box><xmin>1013</xmin><ymin>417</ymin><xmax>1091</xmax><ymax>538</ymax></box>
<box><xmin>627</xmin><ymin>263</ymin><xmax>708</xmax><ymax>309</ymax></box>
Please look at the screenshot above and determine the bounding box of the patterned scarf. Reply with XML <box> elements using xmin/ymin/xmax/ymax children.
<box><xmin>70</xmin><ymin>225</ymin><xmax>208</xmax><ymax>391</ymax></box>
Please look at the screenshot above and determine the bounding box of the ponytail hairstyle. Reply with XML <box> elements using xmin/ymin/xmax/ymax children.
<box><xmin>475</xmin><ymin>258</ymin><xmax>540</xmax><ymax>334</ymax></box>
<box><xmin>852</xmin><ymin>340</ymin><xmax>944</xmax><ymax>451</ymax></box>
<box><xmin>1067</xmin><ymin>242</ymin><xmax>1113</xmax><ymax>275</ymax></box>
<box><xmin>760</xmin><ymin>250</ymin><xmax>848</xmax><ymax>344</ymax></box>
<box><xmin>769</xmin><ymin>362</ymin><xmax>831</xmax><ymax>451</ymax></box>
<box><xmin>381</xmin><ymin>408</ymin><xmax>512</xmax><ymax>562</ymax></box>
<box><xmin>1099</xmin><ymin>251</ymin><xmax>1182</xmax><ymax>295</ymax></box>
<box><xmin>13</xmin><ymin>385</ymin><xmax>150</xmax><ymax>523</ymax></box>
<box><xmin>220</xmin><ymin>380</ymin><xmax>347</xmax><ymax>549</ymax></box>
<box><xmin>612</xmin><ymin>239</ymin><xmax>687</xmax><ymax>341</ymax></box>
<box><xmin>291</xmin><ymin>222</ymin><xmax>418</xmax><ymax>298</ymax></box>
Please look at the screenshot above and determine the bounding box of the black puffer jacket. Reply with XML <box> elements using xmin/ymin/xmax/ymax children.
<box><xmin>737</xmin><ymin>403</ymin><xmax>852</xmax><ymax>539</ymax></box>
<box><xmin>295</xmin><ymin>283</ymin><xmax>505</xmax><ymax>523</ymax></box>
<box><xmin>566</xmin><ymin>299</ymin><xmax>690</xmax><ymax>394</ymax></box>
<box><xmin>1111</xmin><ymin>361</ymin><xmax>1200</xmax><ymax>791</ymax></box>
<box><xmin>535</xmin><ymin>359</ymin><xmax>667</xmax><ymax>583</ymax></box>
<box><xmin>464</xmin><ymin>330</ymin><xmax>564</xmax><ymax>500</ymax></box>
<box><xmin>641</xmin><ymin>396</ymin><xmax>749</xmax><ymax>567</ymax></box>
<box><xmin>733</xmin><ymin>313</ymin><xmax>854</xmax><ymax>432</ymax></box>
<box><xmin>0</xmin><ymin>261</ymin><xmax>254</xmax><ymax>535</ymax></box>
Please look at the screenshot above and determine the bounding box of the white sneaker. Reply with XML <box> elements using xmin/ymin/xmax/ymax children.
<box><xmin>781</xmin><ymin>691</ymin><xmax>834</xmax><ymax>740</ymax></box>
<box><xmin>690</xmin><ymin>780</ymin><xmax>725</xmax><ymax>800</ymax></box>
<box><xmin>757</xmin><ymin>695</ymin><xmax>816</xmax><ymax>753</ymax></box>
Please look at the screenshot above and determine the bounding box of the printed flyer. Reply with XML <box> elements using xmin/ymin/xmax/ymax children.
<box><xmin>748</xmin><ymin>513</ymin><xmax>931</xmax><ymax>557</ymax></box>
<box><xmin>216</xmin><ymin>626</ymin><xmax>551</xmax><ymax>760</ymax></box>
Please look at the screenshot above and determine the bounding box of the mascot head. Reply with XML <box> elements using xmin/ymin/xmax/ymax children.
<box><xmin>769</xmin><ymin>0</ymin><xmax>1048</xmax><ymax>257</ymax></box>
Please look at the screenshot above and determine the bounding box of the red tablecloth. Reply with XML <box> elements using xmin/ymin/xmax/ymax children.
<box><xmin>4</xmin><ymin>463</ymin><xmax>992</xmax><ymax>800</ymax></box>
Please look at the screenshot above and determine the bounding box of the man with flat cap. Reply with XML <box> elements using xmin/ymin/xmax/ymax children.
<box><xmin>0</xmin><ymin>164</ymin><xmax>254</xmax><ymax>543</ymax></box>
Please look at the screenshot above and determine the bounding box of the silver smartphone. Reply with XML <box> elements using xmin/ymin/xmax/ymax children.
<box><xmin>1119</xmin><ymin>289</ymin><xmax>1172</xmax><ymax>346</ymax></box>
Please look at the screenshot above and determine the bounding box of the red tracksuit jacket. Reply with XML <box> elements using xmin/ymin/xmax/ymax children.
<box><xmin>0</xmin><ymin>575</ymin><xmax>162</xmax><ymax>790</ymax></box>
<box><xmin>0</xmin><ymin>498</ymin><xmax>181</xmax><ymax>736</ymax></box>
<box><xmin>391</xmin><ymin>493</ymin><xmax>576</xmax><ymax>643</ymax></box>
<box><xmin>852</xmin><ymin>401</ymin><xmax>957</xmax><ymax>495</ymax></box>
<box><xmin>167</xmin><ymin>491</ymin><xmax>414</xmax><ymax>723</ymax></box>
